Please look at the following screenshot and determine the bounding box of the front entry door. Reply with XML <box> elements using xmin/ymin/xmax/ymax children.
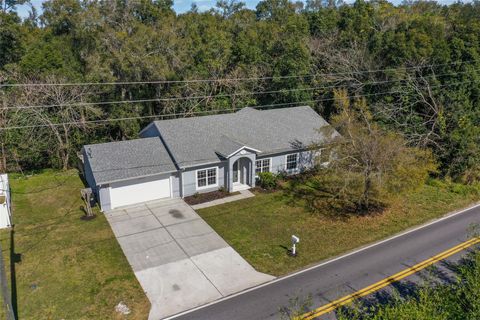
<box><xmin>232</xmin><ymin>161</ymin><xmax>239</xmax><ymax>183</ymax></box>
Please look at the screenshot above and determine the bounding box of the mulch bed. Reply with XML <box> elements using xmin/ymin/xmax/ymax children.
<box><xmin>184</xmin><ymin>190</ymin><xmax>241</xmax><ymax>205</ymax></box>
<box><xmin>251</xmin><ymin>187</ymin><xmax>278</xmax><ymax>194</ymax></box>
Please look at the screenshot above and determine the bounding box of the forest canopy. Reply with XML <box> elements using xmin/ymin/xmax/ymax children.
<box><xmin>0</xmin><ymin>0</ymin><xmax>479</xmax><ymax>183</ymax></box>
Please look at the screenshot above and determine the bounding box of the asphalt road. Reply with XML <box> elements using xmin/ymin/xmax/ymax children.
<box><xmin>168</xmin><ymin>203</ymin><xmax>480</xmax><ymax>320</ymax></box>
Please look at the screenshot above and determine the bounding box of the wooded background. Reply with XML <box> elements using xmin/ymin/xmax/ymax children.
<box><xmin>0</xmin><ymin>0</ymin><xmax>479</xmax><ymax>183</ymax></box>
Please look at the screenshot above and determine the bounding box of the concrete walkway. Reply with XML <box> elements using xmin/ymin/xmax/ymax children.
<box><xmin>105</xmin><ymin>198</ymin><xmax>274</xmax><ymax>320</ymax></box>
<box><xmin>191</xmin><ymin>190</ymin><xmax>255</xmax><ymax>210</ymax></box>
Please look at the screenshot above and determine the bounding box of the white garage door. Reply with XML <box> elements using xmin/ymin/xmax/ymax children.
<box><xmin>108</xmin><ymin>175</ymin><xmax>171</xmax><ymax>210</ymax></box>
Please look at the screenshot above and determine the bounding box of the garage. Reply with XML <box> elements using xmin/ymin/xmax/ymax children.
<box><xmin>107</xmin><ymin>174</ymin><xmax>172</xmax><ymax>210</ymax></box>
<box><xmin>82</xmin><ymin>137</ymin><xmax>178</xmax><ymax>212</ymax></box>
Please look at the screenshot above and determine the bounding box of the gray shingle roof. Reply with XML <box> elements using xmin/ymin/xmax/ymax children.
<box><xmin>83</xmin><ymin>137</ymin><xmax>176</xmax><ymax>185</ymax></box>
<box><xmin>152</xmin><ymin>106</ymin><xmax>337</xmax><ymax>168</ymax></box>
<box><xmin>214</xmin><ymin>135</ymin><xmax>259</xmax><ymax>158</ymax></box>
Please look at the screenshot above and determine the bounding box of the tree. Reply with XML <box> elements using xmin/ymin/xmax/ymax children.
<box><xmin>0</xmin><ymin>11</ymin><xmax>24</xmax><ymax>69</ymax></box>
<box><xmin>313</xmin><ymin>89</ymin><xmax>437</xmax><ymax>212</ymax></box>
<box><xmin>304</xmin><ymin>0</ymin><xmax>342</xmax><ymax>11</ymax></box>
<box><xmin>0</xmin><ymin>0</ymin><xmax>28</xmax><ymax>13</ymax></box>
<box><xmin>4</xmin><ymin>74</ymin><xmax>101</xmax><ymax>170</ymax></box>
<box><xmin>256</xmin><ymin>0</ymin><xmax>296</xmax><ymax>21</ymax></box>
<box><xmin>0</xmin><ymin>0</ymin><xmax>479</xmax><ymax>181</ymax></box>
<box><xmin>41</xmin><ymin>0</ymin><xmax>81</xmax><ymax>35</ymax></box>
<box><xmin>215</xmin><ymin>0</ymin><xmax>245</xmax><ymax>18</ymax></box>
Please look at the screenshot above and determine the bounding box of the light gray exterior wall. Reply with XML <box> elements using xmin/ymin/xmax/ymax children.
<box><xmin>258</xmin><ymin>150</ymin><xmax>316</xmax><ymax>174</ymax></box>
<box><xmin>98</xmin><ymin>186</ymin><xmax>112</xmax><ymax>211</ymax></box>
<box><xmin>298</xmin><ymin>150</ymin><xmax>316</xmax><ymax>170</ymax></box>
<box><xmin>90</xmin><ymin>148</ymin><xmax>317</xmax><ymax>204</ymax></box>
<box><xmin>181</xmin><ymin>161</ymin><xmax>228</xmax><ymax>197</ymax></box>
<box><xmin>181</xmin><ymin>149</ymin><xmax>258</xmax><ymax>197</ymax></box>
<box><xmin>227</xmin><ymin>151</ymin><xmax>256</xmax><ymax>191</ymax></box>
<box><xmin>177</xmin><ymin>149</ymin><xmax>316</xmax><ymax>197</ymax></box>
<box><xmin>171</xmin><ymin>172</ymin><xmax>181</xmax><ymax>198</ymax></box>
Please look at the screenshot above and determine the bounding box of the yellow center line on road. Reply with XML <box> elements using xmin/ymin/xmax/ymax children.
<box><xmin>300</xmin><ymin>237</ymin><xmax>480</xmax><ymax>320</ymax></box>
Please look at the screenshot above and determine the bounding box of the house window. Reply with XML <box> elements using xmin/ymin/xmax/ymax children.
<box><xmin>286</xmin><ymin>154</ymin><xmax>298</xmax><ymax>170</ymax></box>
<box><xmin>197</xmin><ymin>167</ymin><xmax>217</xmax><ymax>189</ymax></box>
<box><xmin>255</xmin><ymin>158</ymin><xmax>271</xmax><ymax>176</ymax></box>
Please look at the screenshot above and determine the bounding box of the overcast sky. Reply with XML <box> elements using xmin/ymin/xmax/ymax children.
<box><xmin>16</xmin><ymin>0</ymin><xmax>469</xmax><ymax>19</ymax></box>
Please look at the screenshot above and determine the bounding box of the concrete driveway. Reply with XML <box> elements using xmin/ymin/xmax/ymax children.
<box><xmin>105</xmin><ymin>198</ymin><xmax>275</xmax><ymax>320</ymax></box>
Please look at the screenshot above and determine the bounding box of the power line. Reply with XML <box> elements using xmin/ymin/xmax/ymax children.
<box><xmin>53</xmin><ymin>78</ymin><xmax>480</xmax><ymax>171</ymax></box>
<box><xmin>2</xmin><ymin>80</ymin><xmax>474</xmax><ymax>130</ymax></box>
<box><xmin>5</xmin><ymin>83</ymin><xmax>347</xmax><ymax>109</ymax></box>
<box><xmin>5</xmin><ymin>69</ymin><xmax>478</xmax><ymax>110</ymax></box>
<box><xmin>1</xmin><ymin>60</ymin><xmax>477</xmax><ymax>88</ymax></box>
<box><xmin>1</xmin><ymin>79</ymin><xmax>475</xmax><ymax>130</ymax></box>
<box><xmin>1</xmin><ymin>108</ymin><xmax>240</xmax><ymax>130</ymax></box>
<box><xmin>2</xmin><ymin>79</ymin><xmax>478</xmax><ymax>184</ymax></box>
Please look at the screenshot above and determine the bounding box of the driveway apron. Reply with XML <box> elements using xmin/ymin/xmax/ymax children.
<box><xmin>105</xmin><ymin>198</ymin><xmax>275</xmax><ymax>320</ymax></box>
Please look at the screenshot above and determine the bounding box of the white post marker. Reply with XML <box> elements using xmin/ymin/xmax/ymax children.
<box><xmin>291</xmin><ymin>235</ymin><xmax>300</xmax><ymax>256</ymax></box>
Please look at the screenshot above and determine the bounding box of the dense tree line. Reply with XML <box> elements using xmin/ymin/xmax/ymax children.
<box><xmin>0</xmin><ymin>0</ymin><xmax>479</xmax><ymax>183</ymax></box>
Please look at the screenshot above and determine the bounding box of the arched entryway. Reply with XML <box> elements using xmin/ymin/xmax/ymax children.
<box><xmin>231</xmin><ymin>157</ymin><xmax>252</xmax><ymax>191</ymax></box>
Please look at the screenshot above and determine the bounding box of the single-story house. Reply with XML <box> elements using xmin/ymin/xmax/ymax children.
<box><xmin>81</xmin><ymin>106</ymin><xmax>338</xmax><ymax>211</ymax></box>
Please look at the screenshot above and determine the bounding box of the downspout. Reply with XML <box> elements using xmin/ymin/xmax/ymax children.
<box><xmin>180</xmin><ymin>168</ymin><xmax>185</xmax><ymax>198</ymax></box>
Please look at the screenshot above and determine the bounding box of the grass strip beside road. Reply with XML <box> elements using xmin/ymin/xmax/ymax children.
<box><xmin>300</xmin><ymin>237</ymin><xmax>480</xmax><ymax>319</ymax></box>
<box><xmin>198</xmin><ymin>182</ymin><xmax>480</xmax><ymax>276</ymax></box>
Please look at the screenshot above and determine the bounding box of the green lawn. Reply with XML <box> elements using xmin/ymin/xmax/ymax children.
<box><xmin>1</xmin><ymin>171</ymin><xmax>478</xmax><ymax>318</ymax></box>
<box><xmin>198</xmin><ymin>182</ymin><xmax>480</xmax><ymax>276</ymax></box>
<box><xmin>0</xmin><ymin>170</ymin><xmax>149</xmax><ymax>320</ymax></box>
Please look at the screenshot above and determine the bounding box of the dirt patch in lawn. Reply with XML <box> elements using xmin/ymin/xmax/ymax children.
<box><xmin>184</xmin><ymin>190</ymin><xmax>241</xmax><ymax>205</ymax></box>
<box><xmin>251</xmin><ymin>187</ymin><xmax>278</xmax><ymax>194</ymax></box>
